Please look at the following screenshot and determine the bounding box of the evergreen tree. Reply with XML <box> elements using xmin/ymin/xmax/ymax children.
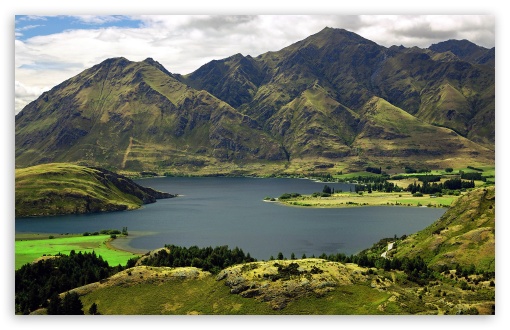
<box><xmin>89</xmin><ymin>302</ymin><xmax>99</xmax><ymax>315</ymax></box>
<box><xmin>61</xmin><ymin>292</ymin><xmax>84</xmax><ymax>315</ymax></box>
<box><xmin>323</xmin><ymin>185</ymin><xmax>332</xmax><ymax>194</ymax></box>
<box><xmin>47</xmin><ymin>292</ymin><xmax>62</xmax><ymax>315</ymax></box>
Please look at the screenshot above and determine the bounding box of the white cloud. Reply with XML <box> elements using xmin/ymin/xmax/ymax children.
<box><xmin>14</xmin><ymin>15</ymin><xmax>495</xmax><ymax>114</ymax></box>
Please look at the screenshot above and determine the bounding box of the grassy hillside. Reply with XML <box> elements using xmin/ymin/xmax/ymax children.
<box><xmin>350</xmin><ymin>97</ymin><xmax>493</xmax><ymax>169</ymax></box>
<box><xmin>71</xmin><ymin>258</ymin><xmax>494</xmax><ymax>315</ymax></box>
<box><xmin>391</xmin><ymin>186</ymin><xmax>495</xmax><ymax>272</ymax></box>
<box><xmin>15</xmin><ymin>163</ymin><xmax>175</xmax><ymax>217</ymax></box>
<box><xmin>15</xmin><ymin>57</ymin><xmax>286</xmax><ymax>172</ymax></box>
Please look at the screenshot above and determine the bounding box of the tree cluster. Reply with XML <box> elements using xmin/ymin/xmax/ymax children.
<box><xmin>417</xmin><ymin>175</ymin><xmax>441</xmax><ymax>183</ymax></box>
<box><xmin>278</xmin><ymin>192</ymin><xmax>301</xmax><ymax>200</ymax></box>
<box><xmin>140</xmin><ymin>245</ymin><xmax>256</xmax><ymax>274</ymax></box>
<box><xmin>365</xmin><ymin>166</ymin><xmax>382</xmax><ymax>174</ymax></box>
<box><xmin>406</xmin><ymin>178</ymin><xmax>475</xmax><ymax>195</ymax></box>
<box><xmin>15</xmin><ymin>250</ymin><xmax>121</xmax><ymax>314</ymax></box>
<box><xmin>354</xmin><ymin>181</ymin><xmax>402</xmax><ymax>193</ymax></box>
<box><xmin>47</xmin><ymin>292</ymin><xmax>84</xmax><ymax>315</ymax></box>
<box><xmin>460</xmin><ymin>172</ymin><xmax>484</xmax><ymax>181</ymax></box>
<box><xmin>404</xmin><ymin>166</ymin><xmax>431</xmax><ymax>174</ymax></box>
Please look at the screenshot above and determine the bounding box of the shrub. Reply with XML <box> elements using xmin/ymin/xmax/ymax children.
<box><xmin>279</xmin><ymin>193</ymin><xmax>301</xmax><ymax>200</ymax></box>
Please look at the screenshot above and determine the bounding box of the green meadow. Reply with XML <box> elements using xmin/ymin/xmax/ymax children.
<box><xmin>15</xmin><ymin>234</ymin><xmax>141</xmax><ymax>270</ymax></box>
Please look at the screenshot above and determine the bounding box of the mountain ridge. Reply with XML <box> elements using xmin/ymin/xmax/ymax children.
<box><xmin>15</xmin><ymin>27</ymin><xmax>495</xmax><ymax>174</ymax></box>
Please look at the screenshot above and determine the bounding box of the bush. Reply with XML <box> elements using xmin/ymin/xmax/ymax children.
<box><xmin>279</xmin><ymin>193</ymin><xmax>301</xmax><ymax>200</ymax></box>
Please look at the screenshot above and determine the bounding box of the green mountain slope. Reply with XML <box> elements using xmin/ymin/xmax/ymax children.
<box><xmin>15</xmin><ymin>163</ymin><xmax>176</xmax><ymax>217</ymax></box>
<box><xmin>391</xmin><ymin>186</ymin><xmax>495</xmax><ymax>272</ymax></box>
<box><xmin>177</xmin><ymin>53</ymin><xmax>265</xmax><ymax>108</ymax></box>
<box><xmin>351</xmin><ymin>97</ymin><xmax>493</xmax><ymax>165</ymax></box>
<box><xmin>428</xmin><ymin>39</ymin><xmax>495</xmax><ymax>66</ymax></box>
<box><xmin>15</xmin><ymin>57</ymin><xmax>286</xmax><ymax>172</ymax></box>
<box><xmin>267</xmin><ymin>85</ymin><xmax>359</xmax><ymax>159</ymax></box>
<box><xmin>15</xmin><ymin>27</ymin><xmax>494</xmax><ymax>173</ymax></box>
<box><xmin>186</xmin><ymin>27</ymin><xmax>494</xmax><ymax>150</ymax></box>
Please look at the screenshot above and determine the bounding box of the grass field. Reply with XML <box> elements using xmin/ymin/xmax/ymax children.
<box><xmin>15</xmin><ymin>234</ymin><xmax>142</xmax><ymax>270</ymax></box>
<box><xmin>280</xmin><ymin>191</ymin><xmax>459</xmax><ymax>208</ymax></box>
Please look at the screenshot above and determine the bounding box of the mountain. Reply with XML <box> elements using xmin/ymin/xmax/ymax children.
<box><xmin>15</xmin><ymin>163</ymin><xmax>176</xmax><ymax>217</ymax></box>
<box><xmin>186</xmin><ymin>28</ymin><xmax>494</xmax><ymax>150</ymax></box>
<box><xmin>15</xmin><ymin>28</ymin><xmax>495</xmax><ymax>174</ymax></box>
<box><xmin>428</xmin><ymin>39</ymin><xmax>495</xmax><ymax>66</ymax></box>
<box><xmin>15</xmin><ymin>57</ymin><xmax>286</xmax><ymax>173</ymax></box>
<box><xmin>391</xmin><ymin>186</ymin><xmax>495</xmax><ymax>272</ymax></box>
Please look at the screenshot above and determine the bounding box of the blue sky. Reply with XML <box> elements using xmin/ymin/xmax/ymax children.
<box><xmin>15</xmin><ymin>15</ymin><xmax>143</xmax><ymax>41</ymax></box>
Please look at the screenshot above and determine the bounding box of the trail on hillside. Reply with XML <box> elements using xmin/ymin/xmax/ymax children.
<box><xmin>122</xmin><ymin>137</ymin><xmax>134</xmax><ymax>169</ymax></box>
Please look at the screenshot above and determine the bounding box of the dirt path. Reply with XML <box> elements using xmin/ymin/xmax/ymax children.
<box><xmin>121</xmin><ymin>137</ymin><xmax>134</xmax><ymax>169</ymax></box>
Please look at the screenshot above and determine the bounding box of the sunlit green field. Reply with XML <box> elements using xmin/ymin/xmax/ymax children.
<box><xmin>15</xmin><ymin>234</ymin><xmax>141</xmax><ymax>270</ymax></box>
<box><xmin>281</xmin><ymin>191</ymin><xmax>459</xmax><ymax>208</ymax></box>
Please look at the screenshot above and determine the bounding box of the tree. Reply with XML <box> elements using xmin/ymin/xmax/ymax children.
<box><xmin>322</xmin><ymin>185</ymin><xmax>332</xmax><ymax>194</ymax></box>
<box><xmin>88</xmin><ymin>302</ymin><xmax>99</xmax><ymax>315</ymax></box>
<box><xmin>60</xmin><ymin>292</ymin><xmax>84</xmax><ymax>315</ymax></box>
<box><xmin>290</xmin><ymin>252</ymin><xmax>296</xmax><ymax>260</ymax></box>
<box><xmin>47</xmin><ymin>292</ymin><xmax>62</xmax><ymax>315</ymax></box>
<box><xmin>445</xmin><ymin>167</ymin><xmax>454</xmax><ymax>173</ymax></box>
<box><xmin>277</xmin><ymin>252</ymin><xmax>284</xmax><ymax>260</ymax></box>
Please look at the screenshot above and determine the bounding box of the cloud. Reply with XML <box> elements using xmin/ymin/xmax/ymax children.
<box><xmin>15</xmin><ymin>80</ymin><xmax>48</xmax><ymax>112</ymax></box>
<box><xmin>16</xmin><ymin>15</ymin><xmax>48</xmax><ymax>22</ymax></box>
<box><xmin>14</xmin><ymin>15</ymin><xmax>495</xmax><ymax>114</ymax></box>
<box><xmin>356</xmin><ymin>15</ymin><xmax>495</xmax><ymax>48</ymax></box>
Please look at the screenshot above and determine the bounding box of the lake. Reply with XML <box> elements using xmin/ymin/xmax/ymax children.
<box><xmin>15</xmin><ymin>177</ymin><xmax>446</xmax><ymax>260</ymax></box>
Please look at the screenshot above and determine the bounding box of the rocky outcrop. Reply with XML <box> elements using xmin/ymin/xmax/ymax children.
<box><xmin>216</xmin><ymin>259</ymin><xmax>364</xmax><ymax>310</ymax></box>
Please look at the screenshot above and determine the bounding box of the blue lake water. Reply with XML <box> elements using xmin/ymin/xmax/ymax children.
<box><xmin>15</xmin><ymin>177</ymin><xmax>446</xmax><ymax>260</ymax></box>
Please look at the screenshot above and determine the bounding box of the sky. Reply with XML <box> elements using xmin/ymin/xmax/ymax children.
<box><xmin>14</xmin><ymin>14</ymin><xmax>496</xmax><ymax>114</ymax></box>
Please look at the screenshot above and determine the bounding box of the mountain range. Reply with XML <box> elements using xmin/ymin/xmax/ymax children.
<box><xmin>15</xmin><ymin>27</ymin><xmax>495</xmax><ymax>175</ymax></box>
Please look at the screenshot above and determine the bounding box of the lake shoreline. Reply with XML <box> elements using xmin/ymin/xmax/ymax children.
<box><xmin>106</xmin><ymin>231</ymin><xmax>153</xmax><ymax>254</ymax></box>
<box><xmin>16</xmin><ymin>177</ymin><xmax>446</xmax><ymax>260</ymax></box>
<box><xmin>15</xmin><ymin>231</ymin><xmax>153</xmax><ymax>255</ymax></box>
